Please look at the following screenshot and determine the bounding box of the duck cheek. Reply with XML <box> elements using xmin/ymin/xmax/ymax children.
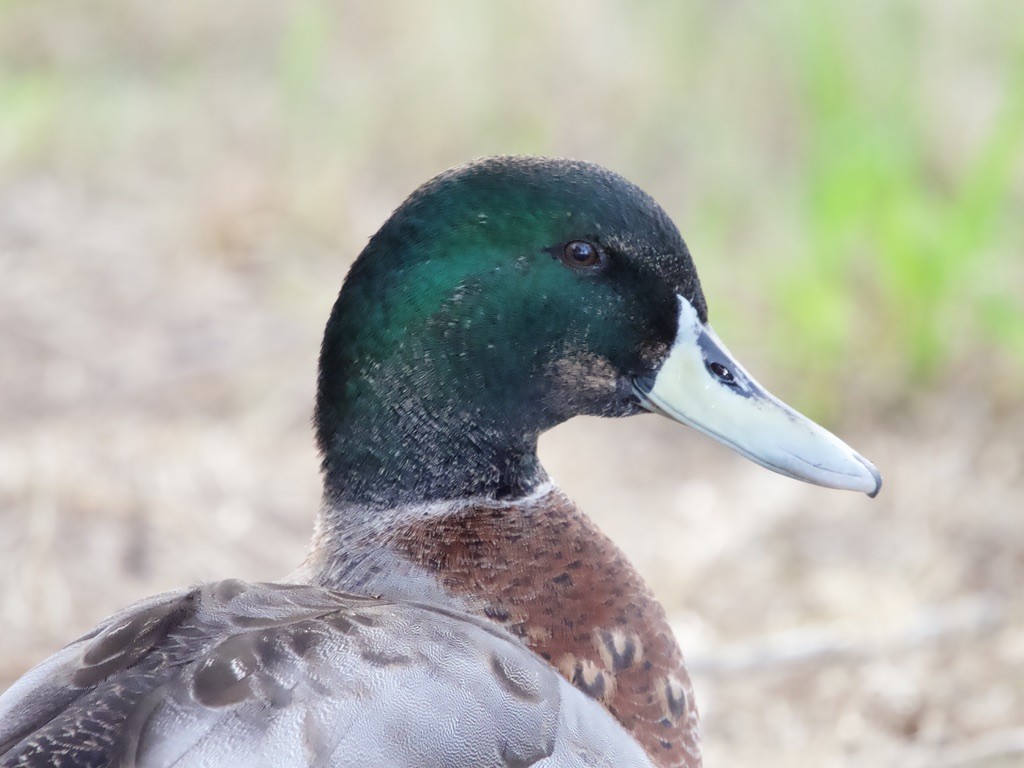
<box><xmin>541</xmin><ymin>353</ymin><xmax>632</xmax><ymax>419</ymax></box>
<box><xmin>631</xmin><ymin>296</ymin><xmax>882</xmax><ymax>497</ymax></box>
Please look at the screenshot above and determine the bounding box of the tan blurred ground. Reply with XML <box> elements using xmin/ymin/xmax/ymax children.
<box><xmin>1</xmin><ymin>2</ymin><xmax>1023</xmax><ymax>766</ymax></box>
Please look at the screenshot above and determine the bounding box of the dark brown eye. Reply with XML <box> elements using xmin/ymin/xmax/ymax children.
<box><xmin>561</xmin><ymin>240</ymin><xmax>600</xmax><ymax>268</ymax></box>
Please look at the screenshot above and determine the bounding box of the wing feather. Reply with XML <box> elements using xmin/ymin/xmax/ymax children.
<box><xmin>0</xmin><ymin>581</ymin><xmax>653</xmax><ymax>768</ymax></box>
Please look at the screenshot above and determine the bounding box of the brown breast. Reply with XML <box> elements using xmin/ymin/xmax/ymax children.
<box><xmin>389</xmin><ymin>488</ymin><xmax>701</xmax><ymax>768</ymax></box>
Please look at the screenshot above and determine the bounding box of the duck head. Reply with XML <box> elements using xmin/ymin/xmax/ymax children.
<box><xmin>316</xmin><ymin>157</ymin><xmax>881</xmax><ymax>506</ymax></box>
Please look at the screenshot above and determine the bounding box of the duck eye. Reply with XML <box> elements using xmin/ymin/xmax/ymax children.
<box><xmin>707</xmin><ymin>361</ymin><xmax>736</xmax><ymax>384</ymax></box>
<box><xmin>561</xmin><ymin>240</ymin><xmax>600</xmax><ymax>268</ymax></box>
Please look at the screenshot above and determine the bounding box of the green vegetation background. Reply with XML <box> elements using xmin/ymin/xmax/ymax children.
<box><xmin>3</xmin><ymin>1</ymin><xmax>1022</xmax><ymax>419</ymax></box>
<box><xmin>3</xmin><ymin>1</ymin><xmax>1022</xmax><ymax>418</ymax></box>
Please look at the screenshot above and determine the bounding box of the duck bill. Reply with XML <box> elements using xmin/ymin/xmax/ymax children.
<box><xmin>634</xmin><ymin>297</ymin><xmax>882</xmax><ymax>497</ymax></box>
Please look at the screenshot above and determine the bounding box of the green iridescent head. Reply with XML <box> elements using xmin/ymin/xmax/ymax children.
<box><xmin>316</xmin><ymin>156</ymin><xmax>880</xmax><ymax>506</ymax></box>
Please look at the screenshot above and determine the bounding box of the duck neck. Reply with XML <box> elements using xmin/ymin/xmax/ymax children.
<box><xmin>319</xmin><ymin>404</ymin><xmax>547</xmax><ymax>506</ymax></box>
<box><xmin>315</xmin><ymin>317</ymin><xmax>553</xmax><ymax>506</ymax></box>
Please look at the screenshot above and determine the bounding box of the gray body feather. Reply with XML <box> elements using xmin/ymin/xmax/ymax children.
<box><xmin>0</xmin><ymin>580</ymin><xmax>653</xmax><ymax>767</ymax></box>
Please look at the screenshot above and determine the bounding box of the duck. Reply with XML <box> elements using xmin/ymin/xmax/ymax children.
<box><xmin>0</xmin><ymin>156</ymin><xmax>881</xmax><ymax>768</ymax></box>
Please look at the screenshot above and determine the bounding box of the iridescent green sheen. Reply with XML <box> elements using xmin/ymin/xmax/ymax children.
<box><xmin>315</xmin><ymin>157</ymin><xmax>706</xmax><ymax>505</ymax></box>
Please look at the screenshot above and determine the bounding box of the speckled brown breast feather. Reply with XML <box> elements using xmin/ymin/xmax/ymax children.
<box><xmin>390</xmin><ymin>489</ymin><xmax>701</xmax><ymax>768</ymax></box>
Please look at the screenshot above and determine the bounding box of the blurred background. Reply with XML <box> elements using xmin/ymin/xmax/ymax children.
<box><xmin>1</xmin><ymin>1</ymin><xmax>1022</xmax><ymax>765</ymax></box>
